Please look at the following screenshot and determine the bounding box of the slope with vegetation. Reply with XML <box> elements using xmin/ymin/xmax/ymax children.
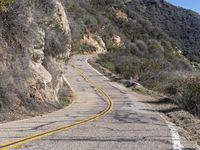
<box><xmin>139</xmin><ymin>0</ymin><xmax>200</xmax><ymax>63</ymax></box>
<box><xmin>0</xmin><ymin>0</ymin><xmax>15</xmax><ymax>12</ymax></box>
<box><xmin>59</xmin><ymin>0</ymin><xmax>200</xmax><ymax>115</ymax></box>
<box><xmin>95</xmin><ymin>0</ymin><xmax>200</xmax><ymax>116</ymax></box>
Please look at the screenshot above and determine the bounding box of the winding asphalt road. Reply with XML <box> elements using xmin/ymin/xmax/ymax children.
<box><xmin>0</xmin><ymin>55</ymin><xmax>197</xmax><ymax>150</ymax></box>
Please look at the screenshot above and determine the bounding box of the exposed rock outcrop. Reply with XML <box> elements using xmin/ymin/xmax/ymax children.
<box><xmin>0</xmin><ymin>0</ymin><xmax>71</xmax><ymax>121</ymax></box>
<box><xmin>80</xmin><ymin>34</ymin><xmax>107</xmax><ymax>54</ymax></box>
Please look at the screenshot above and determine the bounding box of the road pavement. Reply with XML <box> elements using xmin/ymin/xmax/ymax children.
<box><xmin>0</xmin><ymin>55</ymin><xmax>197</xmax><ymax>150</ymax></box>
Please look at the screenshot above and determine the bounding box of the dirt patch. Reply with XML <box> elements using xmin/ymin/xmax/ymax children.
<box><xmin>0</xmin><ymin>103</ymin><xmax>58</xmax><ymax>124</ymax></box>
<box><xmin>89</xmin><ymin>57</ymin><xmax>200</xmax><ymax>148</ymax></box>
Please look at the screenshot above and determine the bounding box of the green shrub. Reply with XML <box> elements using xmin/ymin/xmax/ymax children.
<box><xmin>0</xmin><ymin>0</ymin><xmax>15</xmax><ymax>12</ymax></box>
<box><xmin>177</xmin><ymin>78</ymin><xmax>200</xmax><ymax>115</ymax></box>
<box><xmin>59</xmin><ymin>96</ymin><xmax>71</xmax><ymax>106</ymax></box>
<box><xmin>66</xmin><ymin>3</ymin><xmax>77</xmax><ymax>13</ymax></box>
<box><xmin>80</xmin><ymin>44</ymin><xmax>96</xmax><ymax>52</ymax></box>
<box><xmin>102</xmin><ymin>62</ymin><xmax>116</xmax><ymax>73</ymax></box>
<box><xmin>164</xmin><ymin>84</ymin><xmax>178</xmax><ymax>95</ymax></box>
<box><xmin>71</xmin><ymin>40</ymin><xmax>81</xmax><ymax>53</ymax></box>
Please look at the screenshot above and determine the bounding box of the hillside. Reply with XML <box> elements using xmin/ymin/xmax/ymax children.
<box><xmin>60</xmin><ymin>0</ymin><xmax>200</xmax><ymax>115</ymax></box>
<box><xmin>139</xmin><ymin>0</ymin><xmax>200</xmax><ymax>63</ymax></box>
<box><xmin>62</xmin><ymin>0</ymin><xmax>200</xmax><ymax>63</ymax></box>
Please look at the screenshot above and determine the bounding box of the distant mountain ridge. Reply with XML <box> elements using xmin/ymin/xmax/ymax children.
<box><xmin>139</xmin><ymin>0</ymin><xmax>200</xmax><ymax>62</ymax></box>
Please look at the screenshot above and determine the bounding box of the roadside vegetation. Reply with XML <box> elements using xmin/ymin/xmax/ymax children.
<box><xmin>98</xmin><ymin>53</ymin><xmax>200</xmax><ymax>116</ymax></box>
<box><xmin>0</xmin><ymin>0</ymin><xmax>15</xmax><ymax>12</ymax></box>
<box><xmin>59</xmin><ymin>96</ymin><xmax>71</xmax><ymax>107</ymax></box>
<box><xmin>92</xmin><ymin>0</ymin><xmax>200</xmax><ymax>116</ymax></box>
<box><xmin>174</xmin><ymin>78</ymin><xmax>200</xmax><ymax>116</ymax></box>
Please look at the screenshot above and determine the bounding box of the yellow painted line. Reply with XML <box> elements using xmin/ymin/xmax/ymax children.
<box><xmin>0</xmin><ymin>65</ymin><xmax>113</xmax><ymax>150</ymax></box>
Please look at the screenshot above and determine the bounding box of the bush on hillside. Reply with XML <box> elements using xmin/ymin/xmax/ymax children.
<box><xmin>0</xmin><ymin>0</ymin><xmax>15</xmax><ymax>12</ymax></box>
<box><xmin>176</xmin><ymin>77</ymin><xmax>200</xmax><ymax>115</ymax></box>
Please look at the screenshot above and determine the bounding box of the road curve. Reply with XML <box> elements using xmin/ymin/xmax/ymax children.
<box><xmin>0</xmin><ymin>55</ymin><xmax>197</xmax><ymax>150</ymax></box>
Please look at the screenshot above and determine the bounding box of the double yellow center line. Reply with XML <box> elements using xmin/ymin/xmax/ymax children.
<box><xmin>0</xmin><ymin>65</ymin><xmax>113</xmax><ymax>150</ymax></box>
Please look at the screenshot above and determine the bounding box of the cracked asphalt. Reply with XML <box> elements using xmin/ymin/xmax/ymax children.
<box><xmin>0</xmin><ymin>55</ymin><xmax>197</xmax><ymax>150</ymax></box>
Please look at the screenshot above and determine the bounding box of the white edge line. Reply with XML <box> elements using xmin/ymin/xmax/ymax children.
<box><xmin>63</xmin><ymin>76</ymin><xmax>74</xmax><ymax>92</ymax></box>
<box><xmin>159</xmin><ymin>114</ymin><xmax>183</xmax><ymax>150</ymax></box>
<box><xmin>86</xmin><ymin>57</ymin><xmax>183</xmax><ymax>150</ymax></box>
<box><xmin>146</xmin><ymin>102</ymin><xmax>183</xmax><ymax>150</ymax></box>
<box><xmin>85</xmin><ymin>58</ymin><xmax>109</xmax><ymax>80</ymax></box>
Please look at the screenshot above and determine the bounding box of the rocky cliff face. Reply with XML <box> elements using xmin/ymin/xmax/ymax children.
<box><xmin>0</xmin><ymin>0</ymin><xmax>71</xmax><ymax>121</ymax></box>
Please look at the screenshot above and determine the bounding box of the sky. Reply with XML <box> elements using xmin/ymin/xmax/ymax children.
<box><xmin>166</xmin><ymin>0</ymin><xmax>200</xmax><ymax>14</ymax></box>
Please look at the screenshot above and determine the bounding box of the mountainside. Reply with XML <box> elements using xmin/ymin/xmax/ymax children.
<box><xmin>0</xmin><ymin>0</ymin><xmax>200</xmax><ymax>121</ymax></box>
<box><xmin>62</xmin><ymin>0</ymin><xmax>200</xmax><ymax>63</ymax></box>
<box><xmin>61</xmin><ymin>0</ymin><xmax>197</xmax><ymax>80</ymax></box>
<box><xmin>138</xmin><ymin>0</ymin><xmax>200</xmax><ymax>63</ymax></box>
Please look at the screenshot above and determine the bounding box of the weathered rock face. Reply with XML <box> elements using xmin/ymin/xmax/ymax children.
<box><xmin>0</xmin><ymin>0</ymin><xmax>71</xmax><ymax>120</ymax></box>
<box><xmin>80</xmin><ymin>34</ymin><xmax>107</xmax><ymax>54</ymax></box>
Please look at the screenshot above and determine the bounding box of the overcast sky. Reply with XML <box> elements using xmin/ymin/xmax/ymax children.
<box><xmin>166</xmin><ymin>0</ymin><xmax>200</xmax><ymax>14</ymax></box>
